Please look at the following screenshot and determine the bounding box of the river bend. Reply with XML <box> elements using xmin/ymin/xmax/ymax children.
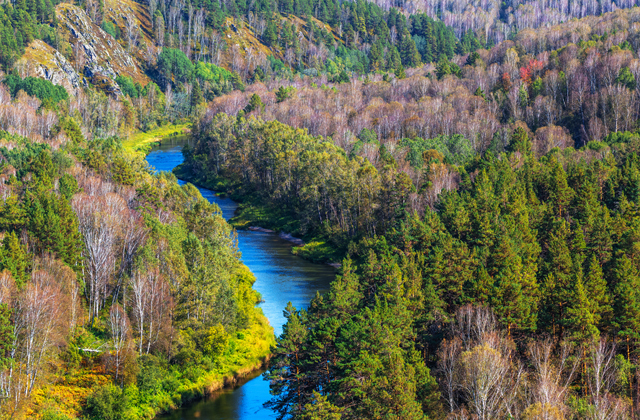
<box><xmin>146</xmin><ymin>142</ymin><xmax>335</xmax><ymax>420</ymax></box>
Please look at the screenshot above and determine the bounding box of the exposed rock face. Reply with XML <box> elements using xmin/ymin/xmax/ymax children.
<box><xmin>14</xmin><ymin>40</ymin><xmax>82</xmax><ymax>94</ymax></box>
<box><xmin>55</xmin><ymin>3</ymin><xmax>148</xmax><ymax>86</ymax></box>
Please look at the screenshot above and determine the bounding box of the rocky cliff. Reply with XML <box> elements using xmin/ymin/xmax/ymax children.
<box><xmin>14</xmin><ymin>40</ymin><xmax>82</xmax><ymax>93</ymax></box>
<box><xmin>15</xmin><ymin>3</ymin><xmax>149</xmax><ymax>96</ymax></box>
<box><xmin>56</xmin><ymin>3</ymin><xmax>148</xmax><ymax>84</ymax></box>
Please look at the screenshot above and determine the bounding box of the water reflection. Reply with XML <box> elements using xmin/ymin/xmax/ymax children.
<box><xmin>147</xmin><ymin>142</ymin><xmax>335</xmax><ymax>420</ymax></box>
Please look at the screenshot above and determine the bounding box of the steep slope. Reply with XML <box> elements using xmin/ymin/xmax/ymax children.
<box><xmin>14</xmin><ymin>40</ymin><xmax>82</xmax><ymax>93</ymax></box>
<box><xmin>56</xmin><ymin>3</ymin><xmax>148</xmax><ymax>85</ymax></box>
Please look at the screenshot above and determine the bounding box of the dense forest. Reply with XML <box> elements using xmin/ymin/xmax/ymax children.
<box><xmin>176</xmin><ymin>4</ymin><xmax>640</xmax><ymax>418</ymax></box>
<box><xmin>5</xmin><ymin>0</ymin><xmax>640</xmax><ymax>417</ymax></box>
<box><xmin>184</xmin><ymin>91</ymin><xmax>640</xmax><ymax>420</ymax></box>
<box><xmin>0</xmin><ymin>75</ymin><xmax>273</xmax><ymax>419</ymax></box>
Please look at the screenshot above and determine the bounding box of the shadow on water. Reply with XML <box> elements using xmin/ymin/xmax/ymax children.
<box><xmin>146</xmin><ymin>142</ymin><xmax>336</xmax><ymax>420</ymax></box>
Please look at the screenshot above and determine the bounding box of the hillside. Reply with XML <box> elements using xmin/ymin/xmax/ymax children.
<box><xmin>6</xmin><ymin>0</ymin><xmax>640</xmax><ymax>418</ymax></box>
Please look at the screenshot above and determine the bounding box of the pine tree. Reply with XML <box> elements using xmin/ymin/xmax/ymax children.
<box><xmin>612</xmin><ymin>253</ymin><xmax>640</xmax><ymax>360</ymax></box>
<box><xmin>584</xmin><ymin>255</ymin><xmax>612</xmax><ymax>331</ymax></box>
<box><xmin>508</xmin><ymin>126</ymin><xmax>533</xmax><ymax>155</ymax></box>
<box><xmin>386</xmin><ymin>46</ymin><xmax>401</xmax><ymax>72</ymax></box>
<box><xmin>489</xmin><ymin>235</ymin><xmax>538</xmax><ymax>334</ymax></box>
<box><xmin>539</xmin><ymin>220</ymin><xmax>574</xmax><ymax>335</ymax></box>
<box><xmin>243</xmin><ymin>93</ymin><xmax>264</xmax><ymax>114</ymax></box>
<box><xmin>264</xmin><ymin>303</ymin><xmax>311</xmax><ymax>419</ymax></box>
<box><xmin>400</xmin><ymin>28</ymin><xmax>421</xmax><ymax>68</ymax></box>
<box><xmin>263</xmin><ymin>19</ymin><xmax>278</xmax><ymax>46</ymax></box>
<box><xmin>564</xmin><ymin>272</ymin><xmax>599</xmax><ymax>347</ymax></box>
<box><xmin>518</xmin><ymin>84</ymin><xmax>529</xmax><ymax>108</ymax></box>
<box><xmin>300</xmin><ymin>392</ymin><xmax>344</xmax><ymax>420</ymax></box>
<box><xmin>369</xmin><ymin>41</ymin><xmax>384</xmax><ymax>71</ymax></box>
<box><xmin>548</xmin><ymin>158</ymin><xmax>574</xmax><ymax>218</ymax></box>
<box><xmin>0</xmin><ymin>231</ymin><xmax>29</xmax><ymax>287</ymax></box>
<box><xmin>0</xmin><ymin>303</ymin><xmax>12</xmax><ymax>368</ymax></box>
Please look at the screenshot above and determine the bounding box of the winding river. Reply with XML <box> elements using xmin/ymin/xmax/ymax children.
<box><xmin>146</xmin><ymin>141</ymin><xmax>336</xmax><ymax>420</ymax></box>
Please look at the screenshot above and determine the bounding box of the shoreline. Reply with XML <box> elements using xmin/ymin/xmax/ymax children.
<box><xmin>172</xmin><ymin>165</ymin><xmax>342</xmax><ymax>268</ymax></box>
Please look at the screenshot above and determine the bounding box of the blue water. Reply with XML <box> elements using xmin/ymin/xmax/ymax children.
<box><xmin>147</xmin><ymin>143</ymin><xmax>335</xmax><ymax>420</ymax></box>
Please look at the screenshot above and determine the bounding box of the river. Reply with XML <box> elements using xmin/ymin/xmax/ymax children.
<box><xmin>145</xmin><ymin>141</ymin><xmax>336</xmax><ymax>420</ymax></box>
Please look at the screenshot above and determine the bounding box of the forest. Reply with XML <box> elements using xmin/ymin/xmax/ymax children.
<box><xmin>3</xmin><ymin>0</ymin><xmax>640</xmax><ymax>416</ymax></box>
<box><xmin>0</xmin><ymin>78</ymin><xmax>273</xmax><ymax>419</ymax></box>
<box><xmin>176</xmin><ymin>4</ymin><xmax>640</xmax><ymax>419</ymax></box>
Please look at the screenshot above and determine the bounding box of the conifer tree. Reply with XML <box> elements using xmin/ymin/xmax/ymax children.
<box><xmin>264</xmin><ymin>302</ymin><xmax>311</xmax><ymax>419</ymax></box>
<box><xmin>400</xmin><ymin>28</ymin><xmax>421</xmax><ymax>68</ymax></box>
<box><xmin>564</xmin><ymin>272</ymin><xmax>599</xmax><ymax>347</ymax></box>
<box><xmin>539</xmin><ymin>220</ymin><xmax>574</xmax><ymax>335</ymax></box>
<box><xmin>0</xmin><ymin>231</ymin><xmax>29</xmax><ymax>287</ymax></box>
<box><xmin>300</xmin><ymin>392</ymin><xmax>344</xmax><ymax>420</ymax></box>
<box><xmin>585</xmin><ymin>254</ymin><xmax>612</xmax><ymax>330</ymax></box>
<box><xmin>612</xmin><ymin>253</ymin><xmax>640</xmax><ymax>360</ymax></box>
<box><xmin>0</xmin><ymin>303</ymin><xmax>12</xmax><ymax>368</ymax></box>
<box><xmin>548</xmin><ymin>158</ymin><xmax>574</xmax><ymax>218</ymax></box>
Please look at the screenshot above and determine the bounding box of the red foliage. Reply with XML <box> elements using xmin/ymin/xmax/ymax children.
<box><xmin>502</xmin><ymin>72</ymin><xmax>512</xmax><ymax>90</ymax></box>
<box><xmin>520</xmin><ymin>59</ymin><xmax>545</xmax><ymax>84</ymax></box>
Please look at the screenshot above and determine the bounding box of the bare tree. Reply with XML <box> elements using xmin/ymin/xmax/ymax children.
<box><xmin>129</xmin><ymin>266</ymin><xmax>172</xmax><ymax>355</ymax></box>
<box><xmin>109</xmin><ymin>304</ymin><xmax>130</xmax><ymax>382</ymax></box>
<box><xmin>587</xmin><ymin>340</ymin><xmax>629</xmax><ymax>420</ymax></box>
<box><xmin>125</xmin><ymin>13</ymin><xmax>140</xmax><ymax>53</ymax></box>
<box><xmin>73</xmin><ymin>39</ymin><xmax>86</xmax><ymax>75</ymax></box>
<box><xmin>526</xmin><ymin>339</ymin><xmax>579</xmax><ymax>419</ymax></box>
<box><xmin>149</xmin><ymin>0</ymin><xmax>158</xmax><ymax>23</ymax></box>
<box><xmin>72</xmin><ymin>193</ymin><xmax>127</xmax><ymax>322</ymax></box>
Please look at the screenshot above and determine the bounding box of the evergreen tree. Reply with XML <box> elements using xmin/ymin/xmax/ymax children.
<box><xmin>265</xmin><ymin>303</ymin><xmax>311</xmax><ymax>419</ymax></box>
<box><xmin>244</xmin><ymin>93</ymin><xmax>265</xmax><ymax>114</ymax></box>
<box><xmin>386</xmin><ymin>46</ymin><xmax>401</xmax><ymax>72</ymax></box>
<box><xmin>0</xmin><ymin>303</ymin><xmax>12</xmax><ymax>368</ymax></box>
<box><xmin>564</xmin><ymin>272</ymin><xmax>599</xmax><ymax>347</ymax></box>
<box><xmin>400</xmin><ymin>28</ymin><xmax>421</xmax><ymax>68</ymax></box>
<box><xmin>585</xmin><ymin>254</ymin><xmax>612</xmax><ymax>330</ymax></box>
<box><xmin>508</xmin><ymin>127</ymin><xmax>532</xmax><ymax>154</ymax></box>
<box><xmin>612</xmin><ymin>253</ymin><xmax>640</xmax><ymax>359</ymax></box>
<box><xmin>369</xmin><ymin>41</ymin><xmax>384</xmax><ymax>71</ymax></box>
<box><xmin>0</xmin><ymin>231</ymin><xmax>29</xmax><ymax>287</ymax></box>
<box><xmin>300</xmin><ymin>392</ymin><xmax>344</xmax><ymax>420</ymax></box>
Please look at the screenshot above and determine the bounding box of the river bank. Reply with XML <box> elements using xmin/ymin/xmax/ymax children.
<box><xmin>173</xmin><ymin>164</ymin><xmax>345</xmax><ymax>265</ymax></box>
<box><xmin>145</xmin><ymin>143</ymin><xmax>336</xmax><ymax>420</ymax></box>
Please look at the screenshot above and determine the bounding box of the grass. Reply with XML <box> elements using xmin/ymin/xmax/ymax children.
<box><xmin>122</xmin><ymin>123</ymin><xmax>191</xmax><ymax>154</ymax></box>
<box><xmin>291</xmin><ymin>240</ymin><xmax>344</xmax><ymax>264</ymax></box>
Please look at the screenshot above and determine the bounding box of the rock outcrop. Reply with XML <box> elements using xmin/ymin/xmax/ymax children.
<box><xmin>14</xmin><ymin>40</ymin><xmax>82</xmax><ymax>94</ymax></box>
<box><xmin>56</xmin><ymin>3</ymin><xmax>147</xmax><ymax>86</ymax></box>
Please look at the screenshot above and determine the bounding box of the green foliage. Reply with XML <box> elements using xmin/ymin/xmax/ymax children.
<box><xmin>401</xmin><ymin>134</ymin><xmax>473</xmax><ymax>167</ymax></box>
<box><xmin>243</xmin><ymin>93</ymin><xmax>264</xmax><ymax>114</ymax></box>
<box><xmin>40</xmin><ymin>409</ymin><xmax>74</xmax><ymax>420</ymax></box>
<box><xmin>101</xmin><ymin>21</ymin><xmax>117</xmax><ymax>39</ymax></box>
<box><xmin>201</xmin><ymin>324</ymin><xmax>230</xmax><ymax>359</ymax></box>
<box><xmin>4</xmin><ymin>74</ymin><xmax>68</xmax><ymax>104</ymax></box>
<box><xmin>0</xmin><ymin>303</ymin><xmax>13</xmax><ymax>368</ymax></box>
<box><xmin>435</xmin><ymin>57</ymin><xmax>461</xmax><ymax>79</ymax></box>
<box><xmin>157</xmin><ymin>48</ymin><xmax>194</xmax><ymax>87</ymax></box>
<box><xmin>275</xmin><ymin>85</ymin><xmax>296</xmax><ymax>102</ymax></box>
<box><xmin>0</xmin><ymin>232</ymin><xmax>30</xmax><ymax>287</ymax></box>
<box><xmin>0</xmin><ymin>0</ymin><xmax>55</xmax><ymax>69</ymax></box>
<box><xmin>115</xmin><ymin>76</ymin><xmax>142</xmax><ymax>98</ymax></box>
<box><xmin>616</xmin><ymin>66</ymin><xmax>636</xmax><ymax>90</ymax></box>
<box><xmin>85</xmin><ymin>384</ymin><xmax>129</xmax><ymax>420</ymax></box>
<box><xmin>0</xmin><ymin>127</ymin><xmax>273</xmax><ymax>420</ymax></box>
